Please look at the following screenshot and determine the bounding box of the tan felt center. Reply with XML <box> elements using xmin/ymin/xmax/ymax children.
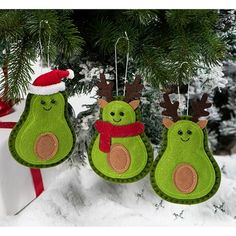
<box><xmin>107</xmin><ymin>144</ymin><xmax>131</xmax><ymax>173</ymax></box>
<box><xmin>173</xmin><ymin>164</ymin><xmax>198</xmax><ymax>194</ymax></box>
<box><xmin>34</xmin><ymin>132</ymin><xmax>59</xmax><ymax>161</ymax></box>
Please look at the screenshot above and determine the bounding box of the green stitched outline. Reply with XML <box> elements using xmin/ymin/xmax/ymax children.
<box><xmin>88</xmin><ymin>96</ymin><xmax>154</xmax><ymax>183</ymax></box>
<box><xmin>8</xmin><ymin>92</ymin><xmax>76</xmax><ymax>169</ymax></box>
<box><xmin>150</xmin><ymin>116</ymin><xmax>221</xmax><ymax>204</ymax></box>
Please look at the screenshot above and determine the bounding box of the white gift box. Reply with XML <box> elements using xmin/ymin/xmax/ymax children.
<box><xmin>0</xmin><ymin>101</ymin><xmax>63</xmax><ymax>216</ymax></box>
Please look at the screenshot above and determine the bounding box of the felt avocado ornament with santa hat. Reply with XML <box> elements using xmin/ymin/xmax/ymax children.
<box><xmin>9</xmin><ymin>69</ymin><xmax>76</xmax><ymax>168</ymax></box>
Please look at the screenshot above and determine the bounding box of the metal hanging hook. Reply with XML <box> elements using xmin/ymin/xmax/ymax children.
<box><xmin>39</xmin><ymin>20</ymin><xmax>51</xmax><ymax>72</ymax></box>
<box><xmin>177</xmin><ymin>85</ymin><xmax>181</xmax><ymax>115</ymax></box>
<box><xmin>39</xmin><ymin>20</ymin><xmax>44</xmax><ymax>72</ymax></box>
<box><xmin>114</xmin><ymin>32</ymin><xmax>130</xmax><ymax>96</ymax></box>
<box><xmin>186</xmin><ymin>82</ymin><xmax>190</xmax><ymax>116</ymax></box>
<box><xmin>174</xmin><ymin>61</ymin><xmax>189</xmax><ymax>116</ymax></box>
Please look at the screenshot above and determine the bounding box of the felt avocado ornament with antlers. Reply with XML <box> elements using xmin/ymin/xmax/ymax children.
<box><xmin>150</xmin><ymin>93</ymin><xmax>221</xmax><ymax>204</ymax></box>
<box><xmin>9</xmin><ymin>70</ymin><xmax>76</xmax><ymax>168</ymax></box>
<box><xmin>88</xmin><ymin>74</ymin><xmax>153</xmax><ymax>183</ymax></box>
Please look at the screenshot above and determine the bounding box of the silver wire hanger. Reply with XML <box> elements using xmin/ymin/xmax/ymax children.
<box><xmin>114</xmin><ymin>31</ymin><xmax>130</xmax><ymax>96</ymax></box>
<box><xmin>39</xmin><ymin>20</ymin><xmax>51</xmax><ymax>72</ymax></box>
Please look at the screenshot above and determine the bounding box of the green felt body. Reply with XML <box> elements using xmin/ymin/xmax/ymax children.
<box><xmin>9</xmin><ymin>92</ymin><xmax>76</xmax><ymax>168</ymax></box>
<box><xmin>150</xmin><ymin>117</ymin><xmax>221</xmax><ymax>204</ymax></box>
<box><xmin>91</xmin><ymin>135</ymin><xmax>148</xmax><ymax>179</ymax></box>
<box><xmin>88</xmin><ymin>96</ymin><xmax>153</xmax><ymax>183</ymax></box>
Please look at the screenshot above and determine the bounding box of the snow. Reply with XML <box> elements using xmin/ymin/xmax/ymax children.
<box><xmin>68</xmin><ymin>90</ymin><xmax>96</xmax><ymax>116</ymax></box>
<box><xmin>0</xmin><ymin>155</ymin><xmax>236</xmax><ymax>226</ymax></box>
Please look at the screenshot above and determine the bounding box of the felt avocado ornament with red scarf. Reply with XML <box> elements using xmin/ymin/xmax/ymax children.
<box><xmin>9</xmin><ymin>70</ymin><xmax>76</xmax><ymax>168</ymax></box>
<box><xmin>88</xmin><ymin>74</ymin><xmax>153</xmax><ymax>183</ymax></box>
<box><xmin>150</xmin><ymin>93</ymin><xmax>221</xmax><ymax>204</ymax></box>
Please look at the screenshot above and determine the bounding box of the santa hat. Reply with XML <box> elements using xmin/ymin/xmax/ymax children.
<box><xmin>29</xmin><ymin>69</ymin><xmax>74</xmax><ymax>95</ymax></box>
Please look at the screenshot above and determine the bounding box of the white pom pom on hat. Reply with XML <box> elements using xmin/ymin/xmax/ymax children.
<box><xmin>66</xmin><ymin>69</ymin><xmax>74</xmax><ymax>79</ymax></box>
<box><xmin>29</xmin><ymin>69</ymin><xmax>75</xmax><ymax>95</ymax></box>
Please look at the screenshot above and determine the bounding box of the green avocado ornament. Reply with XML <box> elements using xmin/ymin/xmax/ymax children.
<box><xmin>9</xmin><ymin>69</ymin><xmax>76</xmax><ymax>168</ymax></box>
<box><xmin>150</xmin><ymin>93</ymin><xmax>221</xmax><ymax>204</ymax></box>
<box><xmin>88</xmin><ymin>74</ymin><xmax>153</xmax><ymax>183</ymax></box>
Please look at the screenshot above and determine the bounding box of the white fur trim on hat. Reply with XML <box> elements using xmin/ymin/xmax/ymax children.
<box><xmin>29</xmin><ymin>82</ymin><xmax>66</xmax><ymax>95</ymax></box>
<box><xmin>66</xmin><ymin>69</ymin><xmax>74</xmax><ymax>79</ymax></box>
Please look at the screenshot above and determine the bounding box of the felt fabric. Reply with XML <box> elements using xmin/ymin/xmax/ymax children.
<box><xmin>91</xmin><ymin>135</ymin><xmax>149</xmax><ymax>180</ymax></box>
<box><xmin>9</xmin><ymin>92</ymin><xmax>76</xmax><ymax>168</ymax></box>
<box><xmin>88</xmin><ymin>96</ymin><xmax>154</xmax><ymax>183</ymax></box>
<box><xmin>29</xmin><ymin>82</ymin><xmax>66</xmax><ymax>96</ymax></box>
<box><xmin>191</xmin><ymin>93</ymin><xmax>211</xmax><ymax>122</ymax></box>
<box><xmin>123</xmin><ymin>75</ymin><xmax>144</xmax><ymax>102</ymax></box>
<box><xmin>96</xmin><ymin>74</ymin><xmax>114</xmax><ymax>102</ymax></box>
<box><xmin>173</xmin><ymin>164</ymin><xmax>198</xmax><ymax>193</ymax></box>
<box><xmin>107</xmin><ymin>144</ymin><xmax>131</xmax><ymax>173</ymax></box>
<box><xmin>29</xmin><ymin>70</ymin><xmax>74</xmax><ymax>95</ymax></box>
<box><xmin>160</xmin><ymin>93</ymin><xmax>179</xmax><ymax>122</ymax></box>
<box><xmin>34</xmin><ymin>133</ymin><xmax>59</xmax><ymax>160</ymax></box>
<box><xmin>95</xmin><ymin>120</ymin><xmax>144</xmax><ymax>153</ymax></box>
<box><xmin>101</xmin><ymin>100</ymin><xmax>137</xmax><ymax>125</ymax></box>
<box><xmin>150</xmin><ymin>117</ymin><xmax>221</xmax><ymax>204</ymax></box>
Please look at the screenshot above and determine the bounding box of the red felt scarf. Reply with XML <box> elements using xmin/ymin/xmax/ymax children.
<box><xmin>95</xmin><ymin>120</ymin><xmax>144</xmax><ymax>153</ymax></box>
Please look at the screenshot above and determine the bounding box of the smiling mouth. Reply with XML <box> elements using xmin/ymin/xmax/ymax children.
<box><xmin>43</xmin><ymin>107</ymin><xmax>52</xmax><ymax>111</ymax></box>
<box><xmin>181</xmin><ymin>138</ymin><xmax>190</xmax><ymax>142</ymax></box>
<box><xmin>113</xmin><ymin>118</ymin><xmax>121</xmax><ymax>123</ymax></box>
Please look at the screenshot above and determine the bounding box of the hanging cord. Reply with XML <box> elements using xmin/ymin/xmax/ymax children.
<box><xmin>46</xmin><ymin>22</ymin><xmax>51</xmax><ymax>68</ymax></box>
<box><xmin>114</xmin><ymin>32</ymin><xmax>130</xmax><ymax>96</ymax></box>
<box><xmin>39</xmin><ymin>20</ymin><xmax>44</xmax><ymax>73</ymax></box>
<box><xmin>186</xmin><ymin>82</ymin><xmax>190</xmax><ymax>116</ymax></box>
<box><xmin>177</xmin><ymin>85</ymin><xmax>181</xmax><ymax>115</ymax></box>
<box><xmin>39</xmin><ymin>20</ymin><xmax>51</xmax><ymax>72</ymax></box>
<box><xmin>174</xmin><ymin>62</ymin><xmax>189</xmax><ymax>116</ymax></box>
<box><xmin>123</xmin><ymin>32</ymin><xmax>130</xmax><ymax>96</ymax></box>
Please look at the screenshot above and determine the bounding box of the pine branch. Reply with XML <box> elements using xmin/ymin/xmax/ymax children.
<box><xmin>54</xmin><ymin>12</ymin><xmax>84</xmax><ymax>60</ymax></box>
<box><xmin>82</xmin><ymin>10</ymin><xmax>226</xmax><ymax>87</ymax></box>
<box><xmin>0</xmin><ymin>10</ymin><xmax>23</xmax><ymax>39</ymax></box>
<box><xmin>0</xmin><ymin>36</ymin><xmax>35</xmax><ymax>102</ymax></box>
<box><xmin>124</xmin><ymin>10</ymin><xmax>160</xmax><ymax>26</ymax></box>
<box><xmin>88</xmin><ymin>17</ymin><xmax>121</xmax><ymax>55</ymax></box>
<box><xmin>0</xmin><ymin>10</ymin><xmax>84</xmax><ymax>102</ymax></box>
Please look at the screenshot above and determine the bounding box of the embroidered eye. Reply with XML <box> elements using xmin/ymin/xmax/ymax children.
<box><xmin>119</xmin><ymin>112</ymin><xmax>124</xmax><ymax>116</ymax></box>
<box><xmin>110</xmin><ymin>112</ymin><xmax>115</xmax><ymax>116</ymax></box>
<box><xmin>51</xmin><ymin>99</ymin><xmax>56</xmax><ymax>104</ymax></box>
<box><xmin>187</xmin><ymin>130</ymin><xmax>192</xmax><ymax>135</ymax></box>
<box><xmin>178</xmin><ymin>130</ymin><xmax>183</xmax><ymax>135</ymax></box>
<box><xmin>41</xmin><ymin>100</ymin><xmax>46</xmax><ymax>105</ymax></box>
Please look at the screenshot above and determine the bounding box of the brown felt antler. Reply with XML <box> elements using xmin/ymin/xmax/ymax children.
<box><xmin>191</xmin><ymin>93</ymin><xmax>212</xmax><ymax>122</ymax></box>
<box><xmin>160</xmin><ymin>93</ymin><xmax>180</xmax><ymax>122</ymax></box>
<box><xmin>96</xmin><ymin>74</ymin><xmax>114</xmax><ymax>102</ymax></box>
<box><xmin>124</xmin><ymin>75</ymin><xmax>144</xmax><ymax>103</ymax></box>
